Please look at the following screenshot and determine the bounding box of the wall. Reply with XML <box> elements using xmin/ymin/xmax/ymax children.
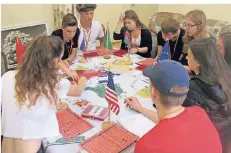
<box><xmin>1</xmin><ymin>4</ymin><xmax>54</xmax><ymax>34</ymax></box>
<box><xmin>133</xmin><ymin>4</ymin><xmax>159</xmax><ymax>26</ymax></box>
<box><xmin>94</xmin><ymin>4</ymin><xmax>158</xmax><ymax>33</ymax></box>
<box><xmin>94</xmin><ymin>4</ymin><xmax>131</xmax><ymax>41</ymax></box>
<box><xmin>158</xmin><ymin>4</ymin><xmax>231</xmax><ymax>23</ymax></box>
<box><xmin>2</xmin><ymin>4</ymin><xmax>231</xmax><ymax>34</ymax></box>
<box><xmin>93</xmin><ymin>4</ymin><xmax>158</xmax><ymax>43</ymax></box>
<box><xmin>1</xmin><ymin>4</ymin><xmax>158</xmax><ymax>41</ymax></box>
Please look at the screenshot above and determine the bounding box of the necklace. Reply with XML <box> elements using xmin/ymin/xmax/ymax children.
<box><xmin>131</xmin><ymin>37</ymin><xmax>138</xmax><ymax>48</ymax></box>
<box><xmin>65</xmin><ymin>40</ymin><xmax>73</xmax><ymax>56</ymax></box>
<box><xmin>131</xmin><ymin>29</ymin><xmax>141</xmax><ymax>48</ymax></box>
<box><xmin>81</xmin><ymin>23</ymin><xmax>92</xmax><ymax>51</ymax></box>
<box><xmin>168</xmin><ymin>29</ymin><xmax>180</xmax><ymax>58</ymax></box>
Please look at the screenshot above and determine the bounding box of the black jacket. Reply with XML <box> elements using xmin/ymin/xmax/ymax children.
<box><xmin>113</xmin><ymin>27</ymin><xmax>152</xmax><ymax>58</ymax></box>
<box><xmin>183</xmin><ymin>75</ymin><xmax>231</xmax><ymax>146</ymax></box>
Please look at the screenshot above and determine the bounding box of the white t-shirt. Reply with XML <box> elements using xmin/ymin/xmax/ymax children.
<box><xmin>1</xmin><ymin>71</ymin><xmax>70</xmax><ymax>139</ymax></box>
<box><xmin>78</xmin><ymin>21</ymin><xmax>104</xmax><ymax>52</ymax></box>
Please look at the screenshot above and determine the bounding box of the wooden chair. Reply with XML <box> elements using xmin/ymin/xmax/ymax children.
<box><xmin>1</xmin><ymin>50</ymin><xmax>18</xmax><ymax>75</ymax></box>
<box><xmin>1</xmin><ymin>51</ymin><xmax>9</xmax><ymax>75</ymax></box>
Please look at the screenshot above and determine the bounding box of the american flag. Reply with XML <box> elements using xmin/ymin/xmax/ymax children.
<box><xmin>105</xmin><ymin>71</ymin><xmax>120</xmax><ymax>115</ymax></box>
<box><xmin>124</xmin><ymin>31</ymin><xmax>131</xmax><ymax>49</ymax></box>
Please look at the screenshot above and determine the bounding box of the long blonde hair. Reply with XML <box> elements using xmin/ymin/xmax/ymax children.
<box><xmin>125</xmin><ymin>10</ymin><xmax>147</xmax><ymax>29</ymax></box>
<box><xmin>183</xmin><ymin>9</ymin><xmax>208</xmax><ymax>53</ymax></box>
<box><xmin>15</xmin><ymin>36</ymin><xmax>64</xmax><ymax>108</ymax></box>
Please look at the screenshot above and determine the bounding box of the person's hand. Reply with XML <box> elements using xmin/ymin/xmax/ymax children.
<box><xmin>67</xmin><ymin>70</ymin><xmax>79</xmax><ymax>82</ymax></box>
<box><xmin>119</xmin><ymin>13</ymin><xmax>125</xmax><ymax>23</ymax></box>
<box><xmin>125</xmin><ymin>97</ymin><xmax>142</xmax><ymax>112</ymax></box>
<box><xmin>63</xmin><ymin>59</ymin><xmax>70</xmax><ymax>66</ymax></box>
<box><xmin>128</xmin><ymin>48</ymin><xmax>139</xmax><ymax>54</ymax></box>
<box><xmin>78</xmin><ymin>76</ymin><xmax>88</xmax><ymax>85</ymax></box>
<box><xmin>153</xmin><ymin>58</ymin><xmax>157</xmax><ymax>64</ymax></box>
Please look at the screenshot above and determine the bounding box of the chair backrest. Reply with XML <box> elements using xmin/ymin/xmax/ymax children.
<box><xmin>149</xmin><ymin>12</ymin><xmax>231</xmax><ymax>39</ymax></box>
<box><xmin>1</xmin><ymin>51</ymin><xmax>8</xmax><ymax>75</ymax></box>
<box><xmin>150</xmin><ymin>32</ymin><xmax>158</xmax><ymax>58</ymax></box>
<box><xmin>149</xmin><ymin>12</ymin><xmax>185</xmax><ymax>35</ymax></box>
<box><xmin>219</xmin><ymin>24</ymin><xmax>231</xmax><ymax>35</ymax></box>
<box><xmin>206</xmin><ymin>19</ymin><xmax>231</xmax><ymax>38</ymax></box>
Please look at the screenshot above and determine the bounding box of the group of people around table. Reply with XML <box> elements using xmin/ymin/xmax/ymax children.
<box><xmin>1</xmin><ymin>4</ymin><xmax>231</xmax><ymax>153</ymax></box>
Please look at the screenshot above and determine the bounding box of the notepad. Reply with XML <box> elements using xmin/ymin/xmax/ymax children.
<box><xmin>80</xmin><ymin>124</ymin><xmax>138</xmax><ymax>153</ymax></box>
<box><xmin>117</xmin><ymin>113</ymin><xmax>156</xmax><ymax>137</ymax></box>
<box><xmin>56</xmin><ymin>109</ymin><xmax>94</xmax><ymax>141</ymax></box>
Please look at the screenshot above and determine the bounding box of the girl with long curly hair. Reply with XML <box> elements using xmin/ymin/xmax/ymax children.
<box><xmin>1</xmin><ymin>35</ymin><xmax>87</xmax><ymax>153</ymax></box>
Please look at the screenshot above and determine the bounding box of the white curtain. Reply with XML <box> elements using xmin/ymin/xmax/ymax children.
<box><xmin>53</xmin><ymin>4</ymin><xmax>79</xmax><ymax>30</ymax></box>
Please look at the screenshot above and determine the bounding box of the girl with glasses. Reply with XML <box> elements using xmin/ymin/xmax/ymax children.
<box><xmin>180</xmin><ymin>9</ymin><xmax>215</xmax><ymax>67</ymax></box>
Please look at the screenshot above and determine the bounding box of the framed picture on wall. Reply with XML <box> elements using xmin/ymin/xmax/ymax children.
<box><xmin>1</xmin><ymin>21</ymin><xmax>48</xmax><ymax>73</ymax></box>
